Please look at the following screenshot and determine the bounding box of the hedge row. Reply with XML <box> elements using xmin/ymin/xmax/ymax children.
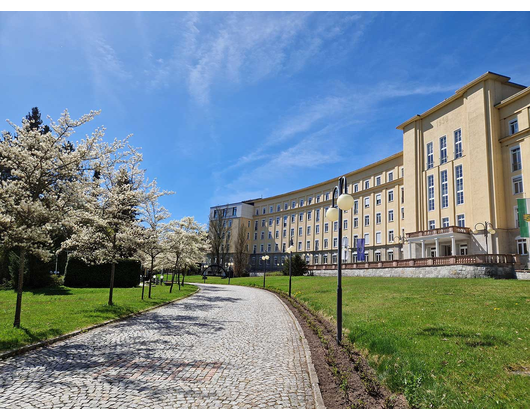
<box><xmin>64</xmin><ymin>258</ymin><xmax>141</xmax><ymax>288</ymax></box>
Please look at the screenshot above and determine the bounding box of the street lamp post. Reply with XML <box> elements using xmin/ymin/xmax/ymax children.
<box><xmin>261</xmin><ymin>255</ymin><xmax>269</xmax><ymax>288</ymax></box>
<box><xmin>325</xmin><ymin>176</ymin><xmax>354</xmax><ymax>344</ymax></box>
<box><xmin>227</xmin><ymin>262</ymin><xmax>233</xmax><ymax>284</ymax></box>
<box><xmin>472</xmin><ymin>221</ymin><xmax>496</xmax><ymax>254</ymax></box>
<box><xmin>287</xmin><ymin>239</ymin><xmax>295</xmax><ymax>297</ymax></box>
<box><xmin>396</xmin><ymin>235</ymin><xmax>407</xmax><ymax>259</ymax></box>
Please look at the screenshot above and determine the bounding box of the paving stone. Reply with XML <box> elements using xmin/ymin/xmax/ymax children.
<box><xmin>0</xmin><ymin>283</ymin><xmax>316</xmax><ymax>408</ymax></box>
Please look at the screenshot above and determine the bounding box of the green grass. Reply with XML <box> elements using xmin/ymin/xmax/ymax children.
<box><xmin>188</xmin><ymin>274</ymin><xmax>530</xmax><ymax>408</ymax></box>
<box><xmin>0</xmin><ymin>283</ymin><xmax>197</xmax><ymax>353</ymax></box>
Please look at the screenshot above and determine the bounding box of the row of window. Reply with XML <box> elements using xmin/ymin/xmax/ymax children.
<box><xmin>427</xmin><ymin>165</ymin><xmax>464</xmax><ymax>211</ymax></box>
<box><xmin>426</xmin><ymin>129</ymin><xmax>463</xmax><ymax>170</ymax></box>
<box><xmin>254</xmin><ymin>170</ymin><xmax>403</xmax><ymax>216</ymax></box>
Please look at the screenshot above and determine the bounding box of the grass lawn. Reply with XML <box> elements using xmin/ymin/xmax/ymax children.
<box><xmin>0</xmin><ymin>283</ymin><xmax>197</xmax><ymax>353</ymax></box>
<box><xmin>187</xmin><ymin>274</ymin><xmax>530</xmax><ymax>409</ymax></box>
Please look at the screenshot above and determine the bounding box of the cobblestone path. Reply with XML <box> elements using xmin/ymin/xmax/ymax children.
<box><xmin>0</xmin><ymin>284</ymin><xmax>320</xmax><ymax>408</ymax></box>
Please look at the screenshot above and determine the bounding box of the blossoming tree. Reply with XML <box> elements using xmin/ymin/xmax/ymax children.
<box><xmin>0</xmin><ymin>110</ymin><xmax>106</xmax><ymax>327</ymax></box>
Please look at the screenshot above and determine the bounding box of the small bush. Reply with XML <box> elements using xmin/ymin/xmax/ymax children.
<box><xmin>282</xmin><ymin>254</ymin><xmax>308</xmax><ymax>276</ymax></box>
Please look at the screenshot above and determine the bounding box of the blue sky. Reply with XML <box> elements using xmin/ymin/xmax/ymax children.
<box><xmin>1</xmin><ymin>11</ymin><xmax>529</xmax><ymax>224</ymax></box>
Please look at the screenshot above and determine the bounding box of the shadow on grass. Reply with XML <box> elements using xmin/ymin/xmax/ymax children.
<box><xmin>419</xmin><ymin>326</ymin><xmax>507</xmax><ymax>347</ymax></box>
<box><xmin>28</xmin><ymin>286</ymin><xmax>73</xmax><ymax>296</ymax></box>
<box><xmin>0</xmin><ymin>327</ymin><xmax>64</xmax><ymax>352</ymax></box>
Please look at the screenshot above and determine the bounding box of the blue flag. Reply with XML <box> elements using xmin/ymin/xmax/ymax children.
<box><xmin>357</xmin><ymin>238</ymin><xmax>365</xmax><ymax>261</ymax></box>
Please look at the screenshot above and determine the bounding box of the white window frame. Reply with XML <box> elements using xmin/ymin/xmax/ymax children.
<box><xmin>375</xmin><ymin>231</ymin><xmax>382</xmax><ymax>244</ymax></box>
<box><xmin>388</xmin><ymin>210</ymin><xmax>394</xmax><ymax>222</ymax></box>
<box><xmin>429</xmin><ymin>220</ymin><xmax>435</xmax><ymax>230</ymax></box>
<box><xmin>427</xmin><ymin>174</ymin><xmax>435</xmax><ymax>211</ymax></box>
<box><xmin>457</xmin><ymin>214</ymin><xmax>465</xmax><ymax>228</ymax></box>
<box><xmin>442</xmin><ymin>217</ymin><xmax>449</xmax><ymax>228</ymax></box>
<box><xmin>376</xmin><ymin>176</ymin><xmax>381</xmax><ymax>186</ymax></box>
<box><xmin>353</xmin><ymin>217</ymin><xmax>358</xmax><ymax>228</ymax></box>
<box><xmin>376</xmin><ymin>212</ymin><xmax>381</xmax><ymax>224</ymax></box>
<box><xmin>388</xmin><ymin>172</ymin><xmax>394</xmax><ymax>182</ymax></box>
<box><xmin>441</xmin><ymin>169</ymin><xmax>448</xmax><ymax>209</ymax></box>
<box><xmin>513</xmin><ymin>175</ymin><xmax>524</xmax><ymax>195</ymax></box>
<box><xmin>440</xmin><ymin>136</ymin><xmax>447</xmax><ymax>164</ymax></box>
<box><xmin>364</xmin><ymin>215</ymin><xmax>370</xmax><ymax>226</ymax></box>
<box><xmin>364</xmin><ymin>197</ymin><xmax>370</xmax><ymax>208</ymax></box>
<box><xmin>364</xmin><ymin>233</ymin><xmax>370</xmax><ymax>245</ymax></box>
<box><xmin>455</xmin><ymin>165</ymin><xmax>464</xmax><ymax>205</ymax></box>
<box><xmin>511</xmin><ymin>145</ymin><xmax>522</xmax><ymax>172</ymax></box>
<box><xmin>426</xmin><ymin>142</ymin><xmax>434</xmax><ymax>169</ymax></box>
<box><xmin>376</xmin><ymin>194</ymin><xmax>382</xmax><ymax>206</ymax></box>
<box><xmin>509</xmin><ymin>118</ymin><xmax>519</xmax><ymax>135</ymax></box>
<box><xmin>388</xmin><ymin>190</ymin><xmax>394</xmax><ymax>202</ymax></box>
<box><xmin>454</xmin><ymin>129</ymin><xmax>462</xmax><ymax>159</ymax></box>
<box><xmin>388</xmin><ymin>230</ymin><xmax>394</xmax><ymax>243</ymax></box>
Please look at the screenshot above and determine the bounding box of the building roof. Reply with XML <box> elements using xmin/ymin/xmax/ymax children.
<box><xmin>495</xmin><ymin>85</ymin><xmax>530</xmax><ymax>108</ymax></box>
<box><xmin>396</xmin><ymin>72</ymin><xmax>527</xmax><ymax>130</ymax></box>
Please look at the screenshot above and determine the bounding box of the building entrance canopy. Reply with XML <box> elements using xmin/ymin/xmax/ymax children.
<box><xmin>406</xmin><ymin>226</ymin><xmax>471</xmax><ymax>258</ymax></box>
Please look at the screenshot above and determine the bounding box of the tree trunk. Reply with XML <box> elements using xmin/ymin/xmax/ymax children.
<box><xmin>177</xmin><ymin>271</ymin><xmax>181</xmax><ymax>290</ymax></box>
<box><xmin>148</xmin><ymin>256</ymin><xmax>154</xmax><ymax>298</ymax></box>
<box><xmin>108</xmin><ymin>261</ymin><xmax>116</xmax><ymax>305</ymax></box>
<box><xmin>141</xmin><ymin>269</ymin><xmax>146</xmax><ymax>300</ymax></box>
<box><xmin>170</xmin><ymin>256</ymin><xmax>179</xmax><ymax>293</ymax></box>
<box><xmin>182</xmin><ymin>268</ymin><xmax>186</xmax><ymax>286</ymax></box>
<box><xmin>13</xmin><ymin>248</ymin><xmax>26</xmax><ymax>328</ymax></box>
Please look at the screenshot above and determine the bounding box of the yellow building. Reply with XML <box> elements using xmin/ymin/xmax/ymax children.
<box><xmin>209</xmin><ymin>72</ymin><xmax>529</xmax><ymax>271</ymax></box>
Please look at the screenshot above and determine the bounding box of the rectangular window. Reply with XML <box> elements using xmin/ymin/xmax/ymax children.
<box><xmin>298</xmin><ymin>227</ymin><xmax>303</xmax><ymax>236</ymax></box>
<box><xmin>307</xmin><ymin>226</ymin><xmax>311</xmax><ymax>235</ymax></box>
<box><xmin>364</xmin><ymin>180</ymin><xmax>370</xmax><ymax>190</ymax></box>
<box><xmin>513</xmin><ymin>175</ymin><xmax>524</xmax><ymax>195</ymax></box>
<box><xmin>254</xmin><ymin>232</ymin><xmax>258</xmax><ymax>240</ymax></box>
<box><xmin>401</xmin><ymin>207</ymin><xmax>405</xmax><ymax>220</ymax></box>
<box><xmin>253</xmin><ymin>245</ymin><xmax>257</xmax><ymax>253</ymax></box>
<box><xmin>307</xmin><ymin>211</ymin><xmax>312</xmax><ymax>221</ymax></box>
<box><xmin>441</xmin><ymin>170</ymin><xmax>448</xmax><ymax>209</ymax></box>
<box><xmin>364</xmin><ymin>233</ymin><xmax>370</xmax><ymax>245</ymax></box>
<box><xmin>388</xmin><ymin>190</ymin><xmax>394</xmax><ymax>202</ymax></box>
<box><xmin>442</xmin><ymin>217</ymin><xmax>449</xmax><ymax>228</ymax></box>
<box><xmin>388</xmin><ymin>230</ymin><xmax>394</xmax><ymax>242</ymax></box>
<box><xmin>275</xmin><ymin>230</ymin><xmax>279</xmax><ymax>239</ymax></box>
<box><xmin>427</xmin><ymin>174</ymin><xmax>435</xmax><ymax>211</ymax></box>
<box><xmin>333</xmin><ymin>221</ymin><xmax>338</xmax><ymax>232</ymax></box>
<box><xmin>283</xmin><ymin>229</ymin><xmax>286</xmax><ymax>237</ymax></box>
<box><xmin>457</xmin><ymin>214</ymin><xmax>465</xmax><ymax>227</ymax></box>
<box><xmin>306</xmin><ymin>241</ymin><xmax>310</xmax><ymax>250</ymax></box>
<box><xmin>376</xmin><ymin>194</ymin><xmax>382</xmax><ymax>206</ymax></box>
<box><xmin>314</xmin><ymin>255</ymin><xmax>319</xmax><ymax>264</ymax></box>
<box><xmin>284</xmin><ymin>203</ymin><xmax>288</xmax><ymax>210</ymax></box>
<box><xmin>343</xmin><ymin>219</ymin><xmax>348</xmax><ymax>230</ymax></box>
<box><xmin>308</xmin><ymin>197</ymin><xmax>312</xmax><ymax>205</ymax></box>
<box><xmin>232</xmin><ymin>207</ymin><xmax>237</xmax><ymax>216</ymax></box>
<box><xmin>332</xmin><ymin>254</ymin><xmax>337</xmax><ymax>264</ymax></box>
<box><xmin>388</xmin><ymin>210</ymin><xmax>394</xmax><ymax>222</ymax></box>
<box><xmin>364</xmin><ymin>197</ymin><xmax>370</xmax><ymax>208</ymax></box>
<box><xmin>316</xmin><ymin>195</ymin><xmax>320</xmax><ymax>203</ymax></box>
<box><xmin>291</xmin><ymin>214</ymin><xmax>295</xmax><ymax>223</ymax></box>
<box><xmin>298</xmin><ymin>241</ymin><xmax>302</xmax><ymax>251</ymax></box>
<box><xmin>376</xmin><ymin>176</ymin><xmax>381</xmax><ymax>186</ymax></box>
<box><xmin>324</xmin><ymin>238</ymin><xmax>329</xmax><ymax>249</ymax></box>
<box><xmin>269</xmin><ymin>218</ymin><xmax>273</xmax><ymax>226</ymax></box>
<box><xmin>353</xmin><ymin>217</ymin><xmax>358</xmax><ymax>228</ymax></box>
<box><xmin>354</xmin><ymin>183</ymin><xmax>359</xmax><ymax>193</ymax></box>
<box><xmin>315</xmin><ymin>240</ymin><xmax>320</xmax><ymax>251</ymax></box>
<box><xmin>283</xmin><ymin>216</ymin><xmax>288</xmax><ymax>227</ymax></box>
<box><xmin>427</xmin><ymin>142</ymin><xmax>434</xmax><ymax>169</ymax></box>
<box><xmin>388</xmin><ymin>172</ymin><xmax>394</xmax><ymax>182</ymax></box>
<box><xmin>517</xmin><ymin>239</ymin><xmax>528</xmax><ymax>255</ymax></box>
<box><xmin>515</xmin><ymin>206</ymin><xmax>520</xmax><ymax>228</ymax></box>
<box><xmin>376</xmin><ymin>231</ymin><xmax>382</xmax><ymax>244</ymax></box>
<box><xmin>268</xmin><ymin>231</ymin><xmax>272</xmax><ymax>239</ymax></box>
<box><xmin>275</xmin><ymin>244</ymin><xmax>279</xmax><ymax>252</ymax></box>
<box><xmin>323</xmin><ymin>254</ymin><xmax>328</xmax><ymax>264</ymax></box>
<box><xmin>509</xmin><ymin>118</ymin><xmax>519</xmax><ymax>135</ymax></box>
<box><xmin>440</xmin><ymin>136</ymin><xmax>447</xmax><ymax>164</ymax></box>
<box><xmin>455</xmin><ymin>165</ymin><xmax>464</xmax><ymax>204</ymax></box>
<box><xmin>276</xmin><ymin>217</ymin><xmax>280</xmax><ymax>225</ymax></box>
<box><xmin>261</xmin><ymin>219</ymin><xmax>265</xmax><ymax>227</ymax></box>
<box><xmin>512</xmin><ymin>146</ymin><xmax>522</xmax><ymax>171</ymax></box>
<box><xmin>325</xmin><ymin>193</ymin><xmax>330</xmax><ymax>201</ymax></box>
<box><xmin>354</xmin><ymin>200</ymin><xmax>359</xmax><ymax>214</ymax></box>
<box><xmin>454</xmin><ymin>129</ymin><xmax>462</xmax><ymax>159</ymax></box>
<box><xmin>299</xmin><ymin>212</ymin><xmax>303</xmax><ymax>222</ymax></box>
<box><xmin>262</xmin><ymin>208</ymin><xmax>266</xmax><ymax>214</ymax></box>
<box><xmin>333</xmin><ymin>238</ymin><xmax>338</xmax><ymax>248</ymax></box>
<box><xmin>292</xmin><ymin>201</ymin><xmax>296</xmax><ymax>209</ymax></box>
<box><xmin>254</xmin><ymin>221</ymin><xmax>258</xmax><ymax>231</ymax></box>
<box><xmin>324</xmin><ymin>223</ymin><xmax>329</xmax><ymax>233</ymax></box>
<box><xmin>269</xmin><ymin>206</ymin><xmax>273</xmax><ymax>213</ymax></box>
<box><xmin>429</xmin><ymin>220</ymin><xmax>435</xmax><ymax>230</ymax></box>
<box><xmin>316</xmin><ymin>209</ymin><xmax>320</xmax><ymax>221</ymax></box>
<box><xmin>260</xmin><ymin>244</ymin><xmax>264</xmax><ymax>252</ymax></box>
<box><xmin>376</xmin><ymin>213</ymin><xmax>381</xmax><ymax>224</ymax></box>
<box><xmin>353</xmin><ymin>235</ymin><xmax>358</xmax><ymax>247</ymax></box>
<box><xmin>316</xmin><ymin>225</ymin><xmax>320</xmax><ymax>234</ymax></box>
<box><xmin>261</xmin><ymin>231</ymin><xmax>265</xmax><ymax>240</ymax></box>
<box><xmin>290</xmin><ymin>228</ymin><xmax>294</xmax><ymax>237</ymax></box>
<box><xmin>300</xmin><ymin>199</ymin><xmax>304</xmax><ymax>207</ymax></box>
<box><xmin>388</xmin><ymin>251</ymin><xmax>394</xmax><ymax>261</ymax></box>
<box><xmin>364</xmin><ymin>215</ymin><xmax>370</xmax><ymax>226</ymax></box>
<box><xmin>401</xmin><ymin>187</ymin><xmax>404</xmax><ymax>204</ymax></box>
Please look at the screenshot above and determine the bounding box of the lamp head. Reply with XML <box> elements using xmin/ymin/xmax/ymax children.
<box><xmin>326</xmin><ymin>206</ymin><xmax>339</xmax><ymax>222</ymax></box>
<box><xmin>337</xmin><ymin>193</ymin><xmax>354</xmax><ymax>210</ymax></box>
<box><xmin>472</xmin><ymin>229</ymin><xmax>479</xmax><ymax>234</ymax></box>
<box><xmin>488</xmin><ymin>228</ymin><xmax>496</xmax><ymax>235</ymax></box>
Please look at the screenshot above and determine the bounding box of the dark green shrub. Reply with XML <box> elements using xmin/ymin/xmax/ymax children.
<box><xmin>282</xmin><ymin>254</ymin><xmax>308</xmax><ymax>276</ymax></box>
<box><xmin>64</xmin><ymin>258</ymin><xmax>141</xmax><ymax>288</ymax></box>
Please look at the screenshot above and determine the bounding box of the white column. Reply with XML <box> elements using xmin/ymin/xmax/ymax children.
<box><xmin>435</xmin><ymin>238</ymin><xmax>440</xmax><ymax>257</ymax></box>
<box><xmin>421</xmin><ymin>240</ymin><xmax>425</xmax><ymax>258</ymax></box>
<box><xmin>451</xmin><ymin>236</ymin><xmax>456</xmax><ymax>256</ymax></box>
<box><xmin>408</xmin><ymin>242</ymin><xmax>412</xmax><ymax>259</ymax></box>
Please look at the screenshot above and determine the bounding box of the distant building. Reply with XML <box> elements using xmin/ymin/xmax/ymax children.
<box><xmin>209</xmin><ymin>72</ymin><xmax>529</xmax><ymax>271</ymax></box>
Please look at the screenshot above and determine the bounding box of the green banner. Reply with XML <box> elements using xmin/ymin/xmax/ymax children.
<box><xmin>518</xmin><ymin>198</ymin><xmax>530</xmax><ymax>238</ymax></box>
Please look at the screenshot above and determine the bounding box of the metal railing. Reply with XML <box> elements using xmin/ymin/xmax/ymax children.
<box><xmin>307</xmin><ymin>254</ymin><xmax>520</xmax><ymax>271</ymax></box>
<box><xmin>406</xmin><ymin>226</ymin><xmax>471</xmax><ymax>239</ymax></box>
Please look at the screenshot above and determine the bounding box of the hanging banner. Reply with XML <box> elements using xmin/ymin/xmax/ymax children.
<box><xmin>518</xmin><ymin>198</ymin><xmax>530</xmax><ymax>238</ymax></box>
<box><xmin>357</xmin><ymin>238</ymin><xmax>365</xmax><ymax>261</ymax></box>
